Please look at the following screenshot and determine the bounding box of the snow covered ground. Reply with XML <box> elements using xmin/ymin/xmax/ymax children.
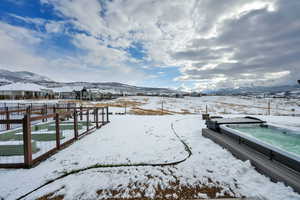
<box><xmin>93</xmin><ymin>96</ymin><xmax>300</xmax><ymax>116</ymax></box>
<box><xmin>0</xmin><ymin>114</ymin><xmax>299</xmax><ymax>199</ymax></box>
<box><xmin>0</xmin><ymin>95</ymin><xmax>299</xmax><ymax>116</ymax></box>
<box><xmin>0</xmin><ymin>96</ymin><xmax>299</xmax><ymax>199</ymax></box>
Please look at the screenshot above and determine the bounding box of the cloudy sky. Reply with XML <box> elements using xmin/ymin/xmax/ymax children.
<box><xmin>0</xmin><ymin>0</ymin><xmax>299</xmax><ymax>91</ymax></box>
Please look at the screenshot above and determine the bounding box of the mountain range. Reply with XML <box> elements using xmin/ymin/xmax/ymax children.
<box><xmin>0</xmin><ymin>69</ymin><xmax>183</xmax><ymax>95</ymax></box>
<box><xmin>0</xmin><ymin>69</ymin><xmax>52</xmax><ymax>83</ymax></box>
<box><xmin>0</xmin><ymin>69</ymin><xmax>299</xmax><ymax>96</ymax></box>
<box><xmin>208</xmin><ymin>85</ymin><xmax>300</xmax><ymax>97</ymax></box>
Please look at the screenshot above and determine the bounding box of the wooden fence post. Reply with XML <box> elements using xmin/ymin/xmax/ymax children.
<box><xmin>53</xmin><ymin>106</ymin><xmax>56</xmax><ymax>120</ymax></box>
<box><xmin>45</xmin><ymin>104</ymin><xmax>48</xmax><ymax>122</ymax></box>
<box><xmin>42</xmin><ymin>105</ymin><xmax>45</xmax><ymax>122</ymax></box>
<box><xmin>124</xmin><ymin>103</ymin><xmax>127</xmax><ymax>115</ymax></box>
<box><xmin>74</xmin><ymin>109</ymin><xmax>78</xmax><ymax>139</ymax></box>
<box><xmin>26</xmin><ymin>106</ymin><xmax>31</xmax><ymax>116</ymax></box>
<box><xmin>23</xmin><ymin>114</ymin><xmax>32</xmax><ymax>168</ymax></box>
<box><xmin>95</xmin><ymin>108</ymin><xmax>99</xmax><ymax>128</ymax></box>
<box><xmin>86</xmin><ymin>109</ymin><xmax>89</xmax><ymax>131</ymax></box>
<box><xmin>80</xmin><ymin>106</ymin><xmax>83</xmax><ymax>120</ymax></box>
<box><xmin>106</xmin><ymin>107</ymin><xmax>109</xmax><ymax>123</ymax></box>
<box><xmin>5</xmin><ymin>107</ymin><xmax>10</xmax><ymax>130</ymax></box>
<box><xmin>67</xmin><ymin>103</ymin><xmax>70</xmax><ymax>120</ymax></box>
<box><xmin>55</xmin><ymin>113</ymin><xmax>60</xmax><ymax>149</ymax></box>
<box><xmin>268</xmin><ymin>100</ymin><xmax>271</xmax><ymax>115</ymax></box>
<box><xmin>102</xmin><ymin>107</ymin><xmax>104</xmax><ymax>123</ymax></box>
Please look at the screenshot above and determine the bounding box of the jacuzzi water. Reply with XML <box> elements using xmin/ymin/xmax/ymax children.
<box><xmin>227</xmin><ymin>124</ymin><xmax>300</xmax><ymax>156</ymax></box>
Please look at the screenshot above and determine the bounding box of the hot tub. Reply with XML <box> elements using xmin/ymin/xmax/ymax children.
<box><xmin>220</xmin><ymin>123</ymin><xmax>300</xmax><ymax>173</ymax></box>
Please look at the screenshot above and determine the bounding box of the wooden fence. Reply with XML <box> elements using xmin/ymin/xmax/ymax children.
<box><xmin>0</xmin><ymin>103</ymin><xmax>76</xmax><ymax>131</ymax></box>
<box><xmin>0</xmin><ymin>105</ymin><xmax>109</xmax><ymax>168</ymax></box>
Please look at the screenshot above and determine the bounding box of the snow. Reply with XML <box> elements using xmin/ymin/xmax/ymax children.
<box><xmin>94</xmin><ymin>95</ymin><xmax>300</xmax><ymax>116</ymax></box>
<box><xmin>0</xmin><ymin>140</ymin><xmax>25</xmax><ymax>145</ymax></box>
<box><xmin>0</xmin><ymin>96</ymin><xmax>300</xmax><ymax>199</ymax></box>
<box><xmin>0</xmin><ymin>99</ymin><xmax>61</xmax><ymax>104</ymax></box>
<box><xmin>0</xmin><ymin>114</ymin><xmax>299</xmax><ymax>199</ymax></box>
<box><xmin>0</xmin><ymin>78</ymin><xmax>12</xmax><ymax>83</ymax></box>
<box><xmin>51</xmin><ymin>86</ymin><xmax>83</xmax><ymax>93</ymax></box>
<box><xmin>0</xmin><ymin>83</ymin><xmax>48</xmax><ymax>92</ymax></box>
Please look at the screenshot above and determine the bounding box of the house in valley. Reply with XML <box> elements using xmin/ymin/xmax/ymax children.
<box><xmin>51</xmin><ymin>86</ymin><xmax>116</xmax><ymax>100</ymax></box>
<box><xmin>52</xmin><ymin>86</ymin><xmax>83</xmax><ymax>99</ymax></box>
<box><xmin>0</xmin><ymin>83</ymin><xmax>53</xmax><ymax>99</ymax></box>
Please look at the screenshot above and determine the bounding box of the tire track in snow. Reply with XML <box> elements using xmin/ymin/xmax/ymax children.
<box><xmin>17</xmin><ymin>117</ymin><xmax>194</xmax><ymax>200</ymax></box>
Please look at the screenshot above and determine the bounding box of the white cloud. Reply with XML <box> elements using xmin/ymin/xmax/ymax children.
<box><xmin>1</xmin><ymin>0</ymin><xmax>299</xmax><ymax>91</ymax></box>
<box><xmin>9</xmin><ymin>14</ymin><xmax>46</xmax><ymax>26</ymax></box>
<box><xmin>0</xmin><ymin>21</ymin><xmax>145</xmax><ymax>83</ymax></box>
<box><xmin>45</xmin><ymin>21</ymin><xmax>65</xmax><ymax>33</ymax></box>
<box><xmin>0</xmin><ymin>22</ymin><xmax>46</xmax><ymax>71</ymax></box>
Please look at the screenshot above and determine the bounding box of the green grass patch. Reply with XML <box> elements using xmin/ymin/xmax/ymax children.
<box><xmin>0</xmin><ymin>121</ymin><xmax>88</xmax><ymax>142</ymax></box>
<box><xmin>0</xmin><ymin>141</ymin><xmax>39</xmax><ymax>156</ymax></box>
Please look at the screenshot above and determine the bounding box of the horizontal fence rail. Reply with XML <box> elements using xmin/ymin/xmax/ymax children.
<box><xmin>0</xmin><ymin>104</ymin><xmax>109</xmax><ymax>168</ymax></box>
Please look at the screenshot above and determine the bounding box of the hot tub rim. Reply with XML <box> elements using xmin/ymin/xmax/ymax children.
<box><xmin>220</xmin><ymin>124</ymin><xmax>300</xmax><ymax>164</ymax></box>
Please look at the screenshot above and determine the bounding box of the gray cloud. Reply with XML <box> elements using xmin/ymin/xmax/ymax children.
<box><xmin>1</xmin><ymin>0</ymin><xmax>299</xmax><ymax>90</ymax></box>
<box><xmin>174</xmin><ymin>0</ymin><xmax>300</xmax><ymax>90</ymax></box>
<box><xmin>171</xmin><ymin>48</ymin><xmax>232</xmax><ymax>61</ymax></box>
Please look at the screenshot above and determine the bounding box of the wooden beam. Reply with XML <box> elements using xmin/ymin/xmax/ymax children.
<box><xmin>95</xmin><ymin>108</ymin><xmax>99</xmax><ymax>128</ymax></box>
<box><xmin>106</xmin><ymin>106</ymin><xmax>109</xmax><ymax>123</ymax></box>
<box><xmin>23</xmin><ymin>114</ymin><xmax>32</xmax><ymax>168</ymax></box>
<box><xmin>55</xmin><ymin>113</ymin><xmax>60</xmax><ymax>149</ymax></box>
<box><xmin>0</xmin><ymin>119</ymin><xmax>23</xmax><ymax>124</ymax></box>
<box><xmin>74</xmin><ymin>109</ymin><xmax>78</xmax><ymax>139</ymax></box>
<box><xmin>30</xmin><ymin>114</ymin><xmax>56</xmax><ymax>121</ymax></box>
<box><xmin>5</xmin><ymin>107</ymin><xmax>10</xmax><ymax>130</ymax></box>
<box><xmin>86</xmin><ymin>109</ymin><xmax>89</xmax><ymax>131</ymax></box>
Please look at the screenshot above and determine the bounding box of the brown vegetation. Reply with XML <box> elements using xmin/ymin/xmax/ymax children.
<box><xmin>96</xmin><ymin>183</ymin><xmax>233</xmax><ymax>199</ymax></box>
<box><xmin>129</xmin><ymin>107</ymin><xmax>173</xmax><ymax>115</ymax></box>
<box><xmin>92</xmin><ymin>100</ymin><xmax>145</xmax><ymax>108</ymax></box>
<box><xmin>37</xmin><ymin>182</ymin><xmax>234</xmax><ymax>200</ymax></box>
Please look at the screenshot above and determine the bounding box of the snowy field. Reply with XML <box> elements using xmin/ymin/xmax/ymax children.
<box><xmin>1</xmin><ymin>95</ymin><xmax>299</xmax><ymax>116</ymax></box>
<box><xmin>0</xmin><ymin>96</ymin><xmax>299</xmax><ymax>199</ymax></box>
<box><xmin>87</xmin><ymin>95</ymin><xmax>300</xmax><ymax>116</ymax></box>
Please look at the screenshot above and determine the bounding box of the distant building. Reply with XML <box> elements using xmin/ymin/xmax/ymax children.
<box><xmin>190</xmin><ymin>92</ymin><xmax>202</xmax><ymax>97</ymax></box>
<box><xmin>52</xmin><ymin>86</ymin><xmax>83</xmax><ymax>99</ymax></box>
<box><xmin>0</xmin><ymin>83</ymin><xmax>53</xmax><ymax>100</ymax></box>
<box><xmin>51</xmin><ymin>86</ymin><xmax>115</xmax><ymax>101</ymax></box>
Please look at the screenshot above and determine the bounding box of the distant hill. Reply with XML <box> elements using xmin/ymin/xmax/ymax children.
<box><xmin>1</xmin><ymin>69</ymin><xmax>299</xmax><ymax>96</ymax></box>
<box><xmin>206</xmin><ymin>84</ymin><xmax>300</xmax><ymax>98</ymax></box>
<box><xmin>0</xmin><ymin>69</ymin><xmax>182</xmax><ymax>95</ymax></box>
<box><xmin>0</xmin><ymin>69</ymin><xmax>53</xmax><ymax>83</ymax></box>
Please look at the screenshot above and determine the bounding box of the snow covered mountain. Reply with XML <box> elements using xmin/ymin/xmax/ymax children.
<box><xmin>1</xmin><ymin>69</ymin><xmax>298</xmax><ymax>96</ymax></box>
<box><xmin>206</xmin><ymin>84</ymin><xmax>300</xmax><ymax>98</ymax></box>
<box><xmin>0</xmin><ymin>69</ymin><xmax>53</xmax><ymax>83</ymax></box>
<box><xmin>0</xmin><ymin>69</ymin><xmax>182</xmax><ymax>95</ymax></box>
